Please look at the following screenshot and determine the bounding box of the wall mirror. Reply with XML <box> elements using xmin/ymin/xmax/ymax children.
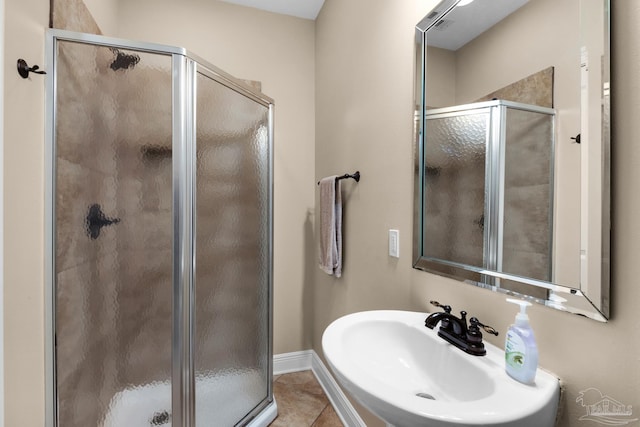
<box><xmin>413</xmin><ymin>0</ymin><xmax>610</xmax><ymax>321</ymax></box>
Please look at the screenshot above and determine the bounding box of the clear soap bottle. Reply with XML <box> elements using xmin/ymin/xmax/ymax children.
<box><xmin>504</xmin><ymin>298</ymin><xmax>539</xmax><ymax>384</ymax></box>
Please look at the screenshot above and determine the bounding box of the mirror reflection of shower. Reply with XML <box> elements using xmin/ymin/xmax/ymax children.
<box><xmin>423</xmin><ymin>100</ymin><xmax>555</xmax><ymax>298</ymax></box>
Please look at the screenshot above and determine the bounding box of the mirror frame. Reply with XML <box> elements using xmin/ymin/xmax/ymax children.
<box><xmin>413</xmin><ymin>0</ymin><xmax>610</xmax><ymax>321</ymax></box>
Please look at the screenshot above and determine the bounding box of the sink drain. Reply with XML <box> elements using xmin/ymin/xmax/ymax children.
<box><xmin>416</xmin><ymin>392</ymin><xmax>436</xmax><ymax>400</ymax></box>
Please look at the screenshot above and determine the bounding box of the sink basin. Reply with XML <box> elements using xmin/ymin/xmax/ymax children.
<box><xmin>322</xmin><ymin>310</ymin><xmax>559</xmax><ymax>427</ymax></box>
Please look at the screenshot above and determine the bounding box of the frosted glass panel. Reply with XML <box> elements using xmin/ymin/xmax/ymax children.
<box><xmin>423</xmin><ymin>111</ymin><xmax>489</xmax><ymax>268</ymax></box>
<box><xmin>54</xmin><ymin>40</ymin><xmax>173</xmax><ymax>426</ymax></box>
<box><xmin>502</xmin><ymin>108</ymin><xmax>554</xmax><ymax>281</ymax></box>
<box><xmin>194</xmin><ymin>71</ymin><xmax>270</xmax><ymax>426</ymax></box>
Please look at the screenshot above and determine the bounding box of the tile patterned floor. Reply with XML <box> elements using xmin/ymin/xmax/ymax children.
<box><xmin>270</xmin><ymin>371</ymin><xmax>344</xmax><ymax>427</ymax></box>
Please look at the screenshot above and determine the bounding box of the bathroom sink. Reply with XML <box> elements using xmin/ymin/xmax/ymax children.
<box><xmin>322</xmin><ymin>310</ymin><xmax>560</xmax><ymax>427</ymax></box>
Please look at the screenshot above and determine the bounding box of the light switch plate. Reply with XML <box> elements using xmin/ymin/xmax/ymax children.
<box><xmin>389</xmin><ymin>229</ymin><xmax>399</xmax><ymax>258</ymax></box>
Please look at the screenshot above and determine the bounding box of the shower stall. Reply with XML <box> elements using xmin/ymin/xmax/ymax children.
<box><xmin>45</xmin><ymin>30</ymin><xmax>275</xmax><ymax>426</ymax></box>
<box><xmin>422</xmin><ymin>100</ymin><xmax>555</xmax><ymax>290</ymax></box>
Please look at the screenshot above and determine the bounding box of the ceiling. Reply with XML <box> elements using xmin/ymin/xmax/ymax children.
<box><xmin>218</xmin><ymin>0</ymin><xmax>326</xmax><ymax>20</ymax></box>
<box><xmin>219</xmin><ymin>0</ymin><xmax>528</xmax><ymax>44</ymax></box>
<box><xmin>425</xmin><ymin>0</ymin><xmax>529</xmax><ymax>51</ymax></box>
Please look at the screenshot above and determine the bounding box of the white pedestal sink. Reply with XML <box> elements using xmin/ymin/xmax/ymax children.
<box><xmin>322</xmin><ymin>310</ymin><xmax>560</xmax><ymax>427</ymax></box>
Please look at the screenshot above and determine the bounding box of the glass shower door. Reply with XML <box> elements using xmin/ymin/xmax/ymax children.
<box><xmin>193</xmin><ymin>69</ymin><xmax>272</xmax><ymax>425</ymax></box>
<box><xmin>53</xmin><ymin>39</ymin><xmax>174</xmax><ymax>426</ymax></box>
<box><xmin>423</xmin><ymin>109</ymin><xmax>490</xmax><ymax>270</ymax></box>
<box><xmin>501</xmin><ymin>107</ymin><xmax>554</xmax><ymax>282</ymax></box>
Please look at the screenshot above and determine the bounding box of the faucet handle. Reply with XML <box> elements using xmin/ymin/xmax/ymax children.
<box><xmin>469</xmin><ymin>317</ymin><xmax>499</xmax><ymax>336</ymax></box>
<box><xmin>430</xmin><ymin>300</ymin><xmax>452</xmax><ymax>313</ymax></box>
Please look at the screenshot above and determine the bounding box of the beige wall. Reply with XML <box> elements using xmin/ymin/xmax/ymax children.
<box><xmin>315</xmin><ymin>1</ymin><xmax>640</xmax><ymax>427</ymax></box>
<box><xmin>4</xmin><ymin>0</ymin><xmax>49</xmax><ymax>424</ymax></box>
<box><xmin>82</xmin><ymin>0</ymin><xmax>118</xmax><ymax>34</ymax></box>
<box><xmin>314</xmin><ymin>1</ymin><xmax>429</xmax><ymax>424</ymax></box>
<box><xmin>5</xmin><ymin>0</ymin><xmax>640</xmax><ymax>426</ymax></box>
<box><xmin>4</xmin><ymin>0</ymin><xmax>314</xmax><ymax>425</ymax></box>
<box><xmin>425</xmin><ymin>46</ymin><xmax>455</xmax><ymax>108</ymax></box>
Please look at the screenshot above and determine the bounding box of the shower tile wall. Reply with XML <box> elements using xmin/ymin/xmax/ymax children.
<box><xmin>474</xmin><ymin>66</ymin><xmax>554</xmax><ymax>108</ymax></box>
<box><xmin>52</xmin><ymin>0</ymin><xmax>103</xmax><ymax>35</ymax></box>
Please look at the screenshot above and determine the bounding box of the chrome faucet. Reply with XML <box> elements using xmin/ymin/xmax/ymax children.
<box><xmin>425</xmin><ymin>300</ymin><xmax>498</xmax><ymax>356</ymax></box>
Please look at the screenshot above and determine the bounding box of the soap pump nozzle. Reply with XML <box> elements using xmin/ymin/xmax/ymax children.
<box><xmin>507</xmin><ymin>298</ymin><xmax>531</xmax><ymax>326</ymax></box>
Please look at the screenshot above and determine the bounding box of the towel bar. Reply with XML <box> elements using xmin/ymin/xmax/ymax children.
<box><xmin>317</xmin><ymin>171</ymin><xmax>360</xmax><ymax>185</ymax></box>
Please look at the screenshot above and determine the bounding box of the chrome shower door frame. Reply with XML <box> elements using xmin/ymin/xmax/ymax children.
<box><xmin>45</xmin><ymin>29</ymin><xmax>275</xmax><ymax>427</ymax></box>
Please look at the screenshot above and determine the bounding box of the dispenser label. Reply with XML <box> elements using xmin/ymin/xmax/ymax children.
<box><xmin>505</xmin><ymin>331</ymin><xmax>525</xmax><ymax>369</ymax></box>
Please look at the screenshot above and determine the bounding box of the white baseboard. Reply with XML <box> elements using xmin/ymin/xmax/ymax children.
<box><xmin>273</xmin><ymin>350</ymin><xmax>314</xmax><ymax>375</ymax></box>
<box><xmin>274</xmin><ymin>350</ymin><xmax>366</xmax><ymax>427</ymax></box>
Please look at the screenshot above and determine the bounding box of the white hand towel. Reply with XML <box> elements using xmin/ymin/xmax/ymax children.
<box><xmin>319</xmin><ymin>176</ymin><xmax>342</xmax><ymax>277</ymax></box>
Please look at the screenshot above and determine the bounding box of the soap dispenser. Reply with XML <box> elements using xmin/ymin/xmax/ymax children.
<box><xmin>505</xmin><ymin>298</ymin><xmax>539</xmax><ymax>384</ymax></box>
